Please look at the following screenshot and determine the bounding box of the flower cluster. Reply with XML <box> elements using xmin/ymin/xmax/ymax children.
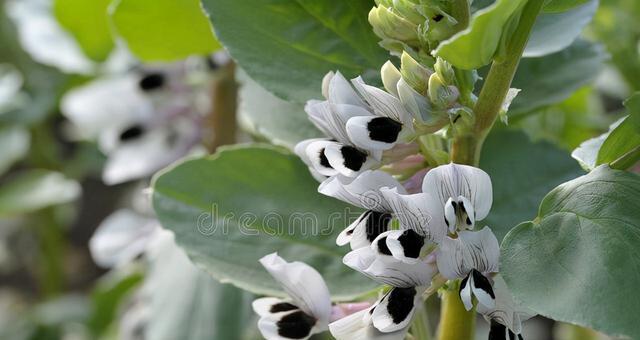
<box><xmin>253</xmin><ymin>67</ymin><xmax>532</xmax><ymax>340</ymax></box>
<box><xmin>61</xmin><ymin>54</ymin><xmax>227</xmax><ymax>185</ymax></box>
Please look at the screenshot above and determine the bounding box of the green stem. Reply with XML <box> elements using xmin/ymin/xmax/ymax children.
<box><xmin>450</xmin><ymin>0</ymin><xmax>546</xmax><ymax>166</ymax></box>
<box><xmin>610</xmin><ymin>145</ymin><xmax>640</xmax><ymax>170</ymax></box>
<box><xmin>204</xmin><ymin>61</ymin><xmax>238</xmax><ymax>153</ymax></box>
<box><xmin>411</xmin><ymin>302</ymin><xmax>433</xmax><ymax>340</ymax></box>
<box><xmin>437</xmin><ymin>281</ymin><xmax>475</xmax><ymax>340</ymax></box>
<box><xmin>36</xmin><ymin>208</ymin><xmax>65</xmax><ymax>296</ymax></box>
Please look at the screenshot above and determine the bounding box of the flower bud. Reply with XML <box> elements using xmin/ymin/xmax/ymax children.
<box><xmin>434</xmin><ymin>57</ymin><xmax>455</xmax><ymax>86</ymax></box>
<box><xmin>368</xmin><ymin>5</ymin><xmax>419</xmax><ymax>44</ymax></box>
<box><xmin>428</xmin><ymin>73</ymin><xmax>459</xmax><ymax>109</ymax></box>
<box><xmin>400</xmin><ymin>51</ymin><xmax>432</xmax><ymax>94</ymax></box>
<box><xmin>381</xmin><ymin>61</ymin><xmax>402</xmax><ymax>95</ymax></box>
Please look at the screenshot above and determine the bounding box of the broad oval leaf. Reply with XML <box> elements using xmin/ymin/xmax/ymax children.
<box><xmin>544</xmin><ymin>0</ymin><xmax>592</xmax><ymax>13</ymax></box>
<box><xmin>481</xmin><ymin>130</ymin><xmax>584</xmax><ymax>241</ymax></box>
<box><xmin>0</xmin><ymin>169</ymin><xmax>81</xmax><ymax>216</ymax></box>
<box><xmin>501</xmin><ymin>166</ymin><xmax>640</xmax><ymax>339</ymax></box>
<box><xmin>202</xmin><ymin>0</ymin><xmax>387</xmax><ymax>102</ymax></box>
<box><xmin>151</xmin><ymin>144</ymin><xmax>377</xmax><ymax>300</ymax></box>
<box><xmin>237</xmin><ymin>70</ymin><xmax>321</xmax><ymax>149</ymax></box>
<box><xmin>434</xmin><ymin>0</ymin><xmax>527</xmax><ymax>70</ymax></box>
<box><xmin>53</xmin><ymin>0</ymin><xmax>114</xmax><ymax>61</ymax></box>
<box><xmin>509</xmin><ymin>40</ymin><xmax>607</xmax><ymax>117</ymax></box>
<box><xmin>523</xmin><ymin>0</ymin><xmax>598</xmax><ymax>58</ymax></box>
<box><xmin>110</xmin><ymin>0</ymin><xmax>221</xmax><ymax>61</ymax></box>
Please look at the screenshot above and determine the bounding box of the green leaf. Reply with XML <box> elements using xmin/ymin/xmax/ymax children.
<box><xmin>237</xmin><ymin>70</ymin><xmax>321</xmax><ymax>148</ymax></box>
<box><xmin>145</xmin><ymin>237</ymin><xmax>257</xmax><ymax>340</ymax></box>
<box><xmin>434</xmin><ymin>0</ymin><xmax>527</xmax><ymax>70</ymax></box>
<box><xmin>110</xmin><ymin>0</ymin><xmax>221</xmax><ymax>62</ymax></box>
<box><xmin>201</xmin><ymin>0</ymin><xmax>387</xmax><ymax>102</ymax></box>
<box><xmin>53</xmin><ymin>0</ymin><xmax>114</xmax><ymax>61</ymax></box>
<box><xmin>0</xmin><ymin>126</ymin><xmax>29</xmax><ymax>176</ymax></box>
<box><xmin>544</xmin><ymin>0</ymin><xmax>592</xmax><ymax>13</ymax></box>
<box><xmin>88</xmin><ymin>271</ymin><xmax>143</xmax><ymax>335</ymax></box>
<box><xmin>480</xmin><ymin>130</ymin><xmax>584</xmax><ymax>241</ymax></box>
<box><xmin>524</xmin><ymin>0</ymin><xmax>597</xmax><ymax>58</ymax></box>
<box><xmin>151</xmin><ymin>144</ymin><xmax>377</xmax><ymax>300</ymax></box>
<box><xmin>0</xmin><ymin>170</ymin><xmax>81</xmax><ymax>216</ymax></box>
<box><xmin>509</xmin><ymin>40</ymin><xmax>607</xmax><ymax>117</ymax></box>
<box><xmin>596</xmin><ymin>96</ymin><xmax>640</xmax><ymax>165</ymax></box>
<box><xmin>501</xmin><ymin>166</ymin><xmax>640</xmax><ymax>339</ymax></box>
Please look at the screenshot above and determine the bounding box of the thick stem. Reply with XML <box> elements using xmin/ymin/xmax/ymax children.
<box><xmin>203</xmin><ymin>61</ymin><xmax>238</xmax><ymax>152</ymax></box>
<box><xmin>437</xmin><ymin>283</ymin><xmax>475</xmax><ymax>340</ymax></box>
<box><xmin>451</xmin><ymin>0</ymin><xmax>545</xmax><ymax>166</ymax></box>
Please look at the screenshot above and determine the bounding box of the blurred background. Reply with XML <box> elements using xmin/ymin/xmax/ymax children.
<box><xmin>0</xmin><ymin>0</ymin><xmax>637</xmax><ymax>339</ymax></box>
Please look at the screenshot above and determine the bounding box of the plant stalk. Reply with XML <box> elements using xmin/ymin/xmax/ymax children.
<box><xmin>450</xmin><ymin>0</ymin><xmax>546</xmax><ymax>166</ymax></box>
<box><xmin>437</xmin><ymin>282</ymin><xmax>476</xmax><ymax>340</ymax></box>
<box><xmin>204</xmin><ymin>61</ymin><xmax>238</xmax><ymax>152</ymax></box>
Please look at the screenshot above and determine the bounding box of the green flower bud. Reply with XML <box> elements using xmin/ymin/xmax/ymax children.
<box><xmin>400</xmin><ymin>51</ymin><xmax>432</xmax><ymax>94</ymax></box>
<box><xmin>428</xmin><ymin>73</ymin><xmax>459</xmax><ymax>108</ymax></box>
<box><xmin>434</xmin><ymin>57</ymin><xmax>455</xmax><ymax>85</ymax></box>
<box><xmin>381</xmin><ymin>61</ymin><xmax>402</xmax><ymax>96</ymax></box>
<box><xmin>369</xmin><ymin>5</ymin><xmax>419</xmax><ymax>43</ymax></box>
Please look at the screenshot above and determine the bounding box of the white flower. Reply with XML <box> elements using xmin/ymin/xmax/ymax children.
<box><xmin>478</xmin><ymin>275</ymin><xmax>535</xmax><ymax>339</ymax></box>
<box><xmin>329</xmin><ymin>307</ymin><xmax>409</xmax><ymax>340</ymax></box>
<box><xmin>252</xmin><ymin>253</ymin><xmax>332</xmax><ymax>340</ymax></box>
<box><xmin>437</xmin><ymin>227</ymin><xmax>500</xmax><ymax>311</ymax></box>
<box><xmin>89</xmin><ymin>209</ymin><xmax>157</xmax><ymax>268</ymax></box>
<box><xmin>423</xmin><ymin>163</ymin><xmax>492</xmax><ymax>233</ymax></box>
<box><xmin>318</xmin><ymin>170</ymin><xmax>405</xmax><ymax>250</ymax></box>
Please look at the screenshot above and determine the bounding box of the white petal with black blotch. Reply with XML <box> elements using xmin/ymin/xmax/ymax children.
<box><xmin>324</xmin><ymin>143</ymin><xmax>379</xmax><ymax>177</ymax></box>
<box><xmin>371</xmin><ymin>287</ymin><xmax>421</xmax><ymax>332</ymax></box>
<box><xmin>336</xmin><ymin>210</ymin><xmax>392</xmax><ymax>250</ymax></box>
<box><xmin>294</xmin><ymin>138</ymin><xmax>332</xmax><ymax>181</ymax></box>
<box><xmin>351</xmin><ymin>77</ymin><xmax>414</xmax><ymax>129</ymax></box>
<box><xmin>443</xmin><ymin>195</ymin><xmax>476</xmax><ymax>232</ymax></box>
<box><xmin>305</xmin><ymin>100</ymin><xmax>371</xmax><ymax>145</ymax></box>
<box><xmin>436</xmin><ymin>227</ymin><xmax>500</xmax><ymax>280</ymax></box>
<box><xmin>488</xmin><ymin>320</ymin><xmax>524</xmax><ymax>340</ymax></box>
<box><xmin>346</xmin><ymin>115</ymin><xmax>405</xmax><ymax>151</ymax></box>
<box><xmin>380</xmin><ymin>187</ymin><xmax>447</xmax><ymax>243</ymax></box>
<box><xmin>343</xmin><ymin>246</ymin><xmax>436</xmax><ymax>288</ymax></box>
<box><xmin>304</xmin><ymin>140</ymin><xmax>340</xmax><ymax>177</ymax></box>
<box><xmin>478</xmin><ymin>275</ymin><xmax>535</xmax><ymax>336</ymax></box>
<box><xmin>259</xmin><ymin>253</ymin><xmax>332</xmax><ymax>326</ymax></box>
<box><xmin>458</xmin><ymin>269</ymin><xmax>496</xmax><ymax>311</ymax></box>
<box><xmin>384</xmin><ymin>229</ymin><xmax>427</xmax><ymax>264</ymax></box>
<box><xmin>422</xmin><ymin>163</ymin><xmax>493</xmax><ymax>229</ymax></box>
<box><xmin>253</xmin><ymin>297</ymin><xmax>323</xmax><ymax>340</ymax></box>
<box><xmin>318</xmin><ymin>170</ymin><xmax>405</xmax><ymax>211</ymax></box>
<box><xmin>329</xmin><ymin>308</ymin><xmax>409</xmax><ymax>340</ymax></box>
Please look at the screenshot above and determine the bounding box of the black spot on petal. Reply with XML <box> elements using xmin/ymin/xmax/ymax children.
<box><xmin>206</xmin><ymin>56</ymin><xmax>219</xmax><ymax>71</ymax></box>
<box><xmin>459</xmin><ymin>275</ymin><xmax>469</xmax><ymax>296</ymax></box>
<box><xmin>367</xmin><ymin>117</ymin><xmax>402</xmax><ymax>144</ymax></box>
<box><xmin>472</xmin><ymin>269</ymin><xmax>495</xmax><ymax>299</ymax></box>
<box><xmin>365</xmin><ymin>211</ymin><xmax>391</xmax><ymax>242</ymax></box>
<box><xmin>138</xmin><ymin>72</ymin><xmax>165</xmax><ymax>91</ymax></box>
<box><xmin>433</xmin><ymin>14</ymin><xmax>444</xmax><ymax>22</ymax></box>
<box><xmin>319</xmin><ymin>148</ymin><xmax>332</xmax><ymax>169</ymax></box>
<box><xmin>488</xmin><ymin>320</ymin><xmax>507</xmax><ymax>340</ymax></box>
<box><xmin>386</xmin><ymin>287</ymin><xmax>417</xmax><ymax>324</ymax></box>
<box><xmin>466</xmin><ymin>217</ymin><xmax>472</xmax><ymax>225</ymax></box>
<box><xmin>377</xmin><ymin>237</ymin><xmax>392</xmax><ymax>256</ymax></box>
<box><xmin>276</xmin><ymin>310</ymin><xmax>316</xmax><ymax>339</ymax></box>
<box><xmin>270</xmin><ymin>302</ymin><xmax>298</xmax><ymax>313</ymax></box>
<box><xmin>340</xmin><ymin>146</ymin><xmax>368</xmax><ymax>171</ymax></box>
<box><xmin>397</xmin><ymin>229</ymin><xmax>424</xmax><ymax>259</ymax></box>
<box><xmin>119</xmin><ymin>124</ymin><xmax>145</xmax><ymax>141</ymax></box>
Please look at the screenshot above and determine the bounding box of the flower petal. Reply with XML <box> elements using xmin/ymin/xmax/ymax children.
<box><xmin>259</xmin><ymin>253</ymin><xmax>332</xmax><ymax>324</ymax></box>
<box><xmin>329</xmin><ymin>309</ymin><xmax>409</xmax><ymax>340</ymax></box>
<box><xmin>385</xmin><ymin>229</ymin><xmax>425</xmax><ymax>264</ymax></box>
<box><xmin>305</xmin><ymin>140</ymin><xmax>340</xmax><ymax>177</ymax></box>
<box><xmin>478</xmin><ymin>275</ymin><xmax>535</xmax><ymax>335</ymax></box>
<box><xmin>371</xmin><ymin>287</ymin><xmax>420</xmax><ymax>332</ymax></box>
<box><xmin>436</xmin><ymin>227</ymin><xmax>500</xmax><ymax>279</ymax></box>
<box><xmin>339</xmin><ymin>210</ymin><xmax>392</xmax><ymax>249</ymax></box>
<box><xmin>327</xmin><ymin>71</ymin><xmax>366</xmax><ymax>107</ymax></box>
<box><xmin>324</xmin><ymin>143</ymin><xmax>378</xmax><ymax>177</ymax></box>
<box><xmin>346</xmin><ymin>115</ymin><xmax>403</xmax><ymax>151</ymax></box>
<box><xmin>257</xmin><ymin>309</ymin><xmax>319</xmax><ymax>340</ymax></box>
<box><xmin>351</xmin><ymin>77</ymin><xmax>413</xmax><ymax>128</ymax></box>
<box><xmin>344</xmin><ymin>246</ymin><xmax>436</xmax><ymax>288</ymax></box>
<box><xmin>422</xmin><ymin>163</ymin><xmax>493</xmax><ymax>221</ymax></box>
<box><xmin>459</xmin><ymin>275</ymin><xmax>473</xmax><ymax>311</ymax></box>
<box><xmin>380</xmin><ymin>188</ymin><xmax>447</xmax><ymax>242</ymax></box>
<box><xmin>253</xmin><ymin>297</ymin><xmax>296</xmax><ymax>317</ymax></box>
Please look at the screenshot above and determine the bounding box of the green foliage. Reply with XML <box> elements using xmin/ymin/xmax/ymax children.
<box><xmin>201</xmin><ymin>0</ymin><xmax>387</xmax><ymax>102</ymax></box>
<box><xmin>501</xmin><ymin>166</ymin><xmax>640</xmax><ymax>339</ymax></box>
<box><xmin>434</xmin><ymin>0</ymin><xmax>528</xmax><ymax>69</ymax></box>
<box><xmin>0</xmin><ymin>170</ymin><xmax>81</xmax><ymax>216</ymax></box>
<box><xmin>88</xmin><ymin>272</ymin><xmax>143</xmax><ymax>336</ymax></box>
<box><xmin>151</xmin><ymin>144</ymin><xmax>378</xmax><ymax>300</ymax></box>
<box><xmin>53</xmin><ymin>0</ymin><xmax>114</xmax><ymax>61</ymax></box>
<box><xmin>509</xmin><ymin>40</ymin><xmax>607</xmax><ymax>117</ymax></box>
<box><xmin>480</xmin><ymin>130</ymin><xmax>584</xmax><ymax>241</ymax></box>
<box><xmin>111</xmin><ymin>0</ymin><xmax>221</xmax><ymax>61</ymax></box>
<box><xmin>237</xmin><ymin>70</ymin><xmax>321</xmax><ymax>148</ymax></box>
<box><xmin>524</xmin><ymin>0</ymin><xmax>598</xmax><ymax>57</ymax></box>
<box><xmin>544</xmin><ymin>0</ymin><xmax>592</xmax><ymax>13</ymax></box>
